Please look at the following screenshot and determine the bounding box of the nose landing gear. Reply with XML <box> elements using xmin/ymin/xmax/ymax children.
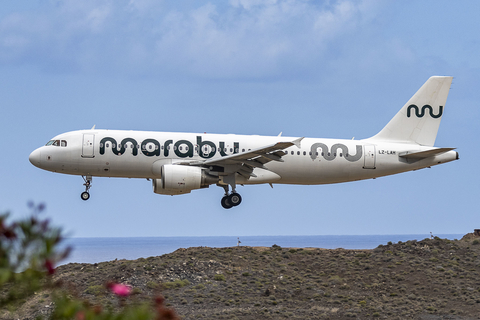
<box><xmin>81</xmin><ymin>176</ymin><xmax>92</xmax><ymax>201</ymax></box>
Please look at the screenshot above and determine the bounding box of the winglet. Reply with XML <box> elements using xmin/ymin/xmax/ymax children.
<box><xmin>292</xmin><ymin>137</ymin><xmax>304</xmax><ymax>148</ymax></box>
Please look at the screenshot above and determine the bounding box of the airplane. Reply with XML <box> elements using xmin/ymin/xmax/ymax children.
<box><xmin>29</xmin><ymin>76</ymin><xmax>458</xmax><ymax>209</ymax></box>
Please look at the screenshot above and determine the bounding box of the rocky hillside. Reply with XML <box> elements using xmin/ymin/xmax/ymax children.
<box><xmin>3</xmin><ymin>235</ymin><xmax>480</xmax><ymax>319</ymax></box>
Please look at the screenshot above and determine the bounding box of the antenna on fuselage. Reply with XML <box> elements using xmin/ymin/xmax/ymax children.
<box><xmin>91</xmin><ymin>125</ymin><xmax>96</xmax><ymax>130</ymax></box>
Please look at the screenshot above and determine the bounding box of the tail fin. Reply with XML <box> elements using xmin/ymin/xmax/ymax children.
<box><xmin>370</xmin><ymin>76</ymin><xmax>453</xmax><ymax>146</ymax></box>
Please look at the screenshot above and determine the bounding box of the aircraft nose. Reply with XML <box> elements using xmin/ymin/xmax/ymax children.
<box><xmin>29</xmin><ymin>148</ymin><xmax>42</xmax><ymax>167</ymax></box>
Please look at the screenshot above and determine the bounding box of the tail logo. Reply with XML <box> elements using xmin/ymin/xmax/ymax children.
<box><xmin>407</xmin><ymin>104</ymin><xmax>443</xmax><ymax>119</ymax></box>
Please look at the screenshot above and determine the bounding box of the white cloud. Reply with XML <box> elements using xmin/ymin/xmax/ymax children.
<box><xmin>0</xmin><ymin>0</ymin><xmax>385</xmax><ymax>79</ymax></box>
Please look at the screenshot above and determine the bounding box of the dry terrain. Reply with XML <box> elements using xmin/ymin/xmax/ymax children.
<box><xmin>2</xmin><ymin>235</ymin><xmax>480</xmax><ymax>319</ymax></box>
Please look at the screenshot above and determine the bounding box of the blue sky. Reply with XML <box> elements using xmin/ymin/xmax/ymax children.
<box><xmin>1</xmin><ymin>0</ymin><xmax>478</xmax><ymax>237</ymax></box>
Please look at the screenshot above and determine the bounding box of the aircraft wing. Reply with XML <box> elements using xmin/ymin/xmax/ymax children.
<box><xmin>184</xmin><ymin>137</ymin><xmax>303</xmax><ymax>170</ymax></box>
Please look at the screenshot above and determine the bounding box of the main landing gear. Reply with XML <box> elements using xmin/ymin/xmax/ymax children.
<box><xmin>220</xmin><ymin>185</ymin><xmax>242</xmax><ymax>209</ymax></box>
<box><xmin>81</xmin><ymin>176</ymin><xmax>92</xmax><ymax>201</ymax></box>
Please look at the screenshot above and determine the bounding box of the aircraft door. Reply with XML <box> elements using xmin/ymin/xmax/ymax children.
<box><xmin>82</xmin><ymin>133</ymin><xmax>95</xmax><ymax>158</ymax></box>
<box><xmin>363</xmin><ymin>145</ymin><xmax>376</xmax><ymax>169</ymax></box>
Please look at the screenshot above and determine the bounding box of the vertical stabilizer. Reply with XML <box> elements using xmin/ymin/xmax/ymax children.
<box><xmin>370</xmin><ymin>76</ymin><xmax>453</xmax><ymax>146</ymax></box>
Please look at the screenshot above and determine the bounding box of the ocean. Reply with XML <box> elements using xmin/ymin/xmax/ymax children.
<box><xmin>59</xmin><ymin>234</ymin><xmax>463</xmax><ymax>265</ymax></box>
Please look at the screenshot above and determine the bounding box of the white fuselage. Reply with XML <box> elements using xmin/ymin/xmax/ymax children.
<box><xmin>28</xmin><ymin>76</ymin><xmax>458</xmax><ymax>208</ymax></box>
<box><xmin>29</xmin><ymin>129</ymin><xmax>458</xmax><ymax>185</ymax></box>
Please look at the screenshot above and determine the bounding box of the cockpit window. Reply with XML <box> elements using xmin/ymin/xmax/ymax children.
<box><xmin>45</xmin><ymin>140</ymin><xmax>67</xmax><ymax>147</ymax></box>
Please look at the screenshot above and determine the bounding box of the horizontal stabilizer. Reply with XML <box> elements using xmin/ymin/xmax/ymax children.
<box><xmin>399</xmin><ymin>148</ymin><xmax>455</xmax><ymax>159</ymax></box>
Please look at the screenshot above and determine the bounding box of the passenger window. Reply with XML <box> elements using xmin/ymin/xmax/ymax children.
<box><xmin>106</xmin><ymin>143</ymin><xmax>110</xmax><ymax>148</ymax></box>
<box><xmin>303</xmin><ymin>151</ymin><xmax>306</xmax><ymax>155</ymax></box>
<box><xmin>339</xmin><ymin>153</ymin><xmax>342</xmax><ymax>157</ymax></box>
<box><xmin>297</xmin><ymin>151</ymin><xmax>300</xmax><ymax>155</ymax></box>
<box><xmin>291</xmin><ymin>151</ymin><xmax>294</xmax><ymax>155</ymax></box>
<box><xmin>230</xmin><ymin>148</ymin><xmax>233</xmax><ymax>152</ymax></box>
<box><xmin>242</xmin><ymin>149</ymin><xmax>245</xmax><ymax>152</ymax></box>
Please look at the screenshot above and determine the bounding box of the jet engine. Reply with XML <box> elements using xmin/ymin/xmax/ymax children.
<box><xmin>152</xmin><ymin>165</ymin><xmax>218</xmax><ymax>195</ymax></box>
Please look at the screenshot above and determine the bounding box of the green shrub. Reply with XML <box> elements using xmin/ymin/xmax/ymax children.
<box><xmin>84</xmin><ymin>285</ymin><xmax>104</xmax><ymax>296</ymax></box>
<box><xmin>147</xmin><ymin>281</ymin><xmax>159</xmax><ymax>289</ymax></box>
<box><xmin>163</xmin><ymin>279</ymin><xmax>190</xmax><ymax>289</ymax></box>
<box><xmin>214</xmin><ymin>274</ymin><xmax>226</xmax><ymax>281</ymax></box>
<box><xmin>132</xmin><ymin>287</ymin><xmax>142</xmax><ymax>295</ymax></box>
<box><xmin>328</xmin><ymin>275</ymin><xmax>343</xmax><ymax>284</ymax></box>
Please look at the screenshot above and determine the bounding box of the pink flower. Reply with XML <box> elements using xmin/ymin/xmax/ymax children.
<box><xmin>107</xmin><ymin>283</ymin><xmax>132</xmax><ymax>297</ymax></box>
<box><xmin>75</xmin><ymin>311</ymin><xmax>85</xmax><ymax>320</ymax></box>
<box><xmin>44</xmin><ymin>260</ymin><xmax>55</xmax><ymax>275</ymax></box>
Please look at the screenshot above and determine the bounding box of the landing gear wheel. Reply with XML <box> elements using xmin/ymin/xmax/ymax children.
<box><xmin>221</xmin><ymin>196</ymin><xmax>233</xmax><ymax>209</ymax></box>
<box><xmin>81</xmin><ymin>176</ymin><xmax>92</xmax><ymax>201</ymax></box>
<box><xmin>229</xmin><ymin>193</ymin><xmax>242</xmax><ymax>206</ymax></box>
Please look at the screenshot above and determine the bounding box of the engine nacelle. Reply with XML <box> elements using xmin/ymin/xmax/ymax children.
<box><xmin>152</xmin><ymin>165</ymin><xmax>218</xmax><ymax>195</ymax></box>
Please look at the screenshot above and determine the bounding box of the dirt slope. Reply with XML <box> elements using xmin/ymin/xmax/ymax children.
<box><xmin>2</xmin><ymin>235</ymin><xmax>480</xmax><ymax>319</ymax></box>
